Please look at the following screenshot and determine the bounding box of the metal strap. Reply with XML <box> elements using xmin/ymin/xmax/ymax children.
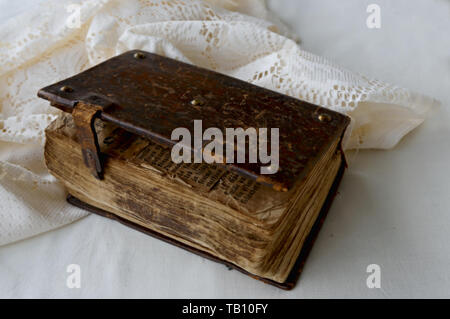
<box><xmin>72</xmin><ymin>102</ymin><xmax>103</xmax><ymax>179</ymax></box>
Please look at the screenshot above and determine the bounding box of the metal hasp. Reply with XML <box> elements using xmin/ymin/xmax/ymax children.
<box><xmin>72</xmin><ymin>102</ymin><xmax>103</xmax><ymax>179</ymax></box>
<box><xmin>37</xmin><ymin>50</ymin><xmax>351</xmax><ymax>191</ymax></box>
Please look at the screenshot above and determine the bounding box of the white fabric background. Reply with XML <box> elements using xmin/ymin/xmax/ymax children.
<box><xmin>0</xmin><ymin>0</ymin><xmax>449</xmax><ymax>298</ymax></box>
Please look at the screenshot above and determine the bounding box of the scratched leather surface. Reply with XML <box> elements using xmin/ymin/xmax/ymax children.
<box><xmin>38</xmin><ymin>50</ymin><xmax>350</xmax><ymax>190</ymax></box>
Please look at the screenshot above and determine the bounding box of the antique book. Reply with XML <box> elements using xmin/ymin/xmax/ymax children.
<box><xmin>38</xmin><ymin>50</ymin><xmax>350</xmax><ymax>289</ymax></box>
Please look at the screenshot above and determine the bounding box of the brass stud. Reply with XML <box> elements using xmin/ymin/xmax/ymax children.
<box><xmin>133</xmin><ymin>52</ymin><xmax>146</xmax><ymax>59</ymax></box>
<box><xmin>59</xmin><ymin>85</ymin><xmax>73</xmax><ymax>93</ymax></box>
<box><xmin>318</xmin><ymin>113</ymin><xmax>332</xmax><ymax>122</ymax></box>
<box><xmin>190</xmin><ymin>99</ymin><xmax>204</xmax><ymax>106</ymax></box>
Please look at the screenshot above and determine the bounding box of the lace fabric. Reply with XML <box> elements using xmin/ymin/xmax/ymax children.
<box><xmin>0</xmin><ymin>0</ymin><xmax>436</xmax><ymax>246</ymax></box>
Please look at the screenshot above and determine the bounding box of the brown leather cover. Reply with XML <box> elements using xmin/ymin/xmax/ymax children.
<box><xmin>38</xmin><ymin>50</ymin><xmax>350</xmax><ymax>191</ymax></box>
<box><xmin>67</xmin><ymin>158</ymin><xmax>346</xmax><ymax>290</ymax></box>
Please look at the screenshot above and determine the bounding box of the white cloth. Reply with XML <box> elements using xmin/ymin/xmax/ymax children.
<box><xmin>0</xmin><ymin>0</ymin><xmax>436</xmax><ymax>246</ymax></box>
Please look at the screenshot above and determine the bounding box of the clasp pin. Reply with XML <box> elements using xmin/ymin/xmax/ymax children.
<box><xmin>133</xmin><ymin>52</ymin><xmax>146</xmax><ymax>59</ymax></box>
<box><xmin>318</xmin><ymin>114</ymin><xmax>332</xmax><ymax>122</ymax></box>
<box><xmin>191</xmin><ymin>98</ymin><xmax>205</xmax><ymax>106</ymax></box>
<box><xmin>60</xmin><ymin>85</ymin><xmax>73</xmax><ymax>93</ymax></box>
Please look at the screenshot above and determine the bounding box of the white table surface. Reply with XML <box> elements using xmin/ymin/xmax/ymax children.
<box><xmin>1</xmin><ymin>0</ymin><xmax>449</xmax><ymax>298</ymax></box>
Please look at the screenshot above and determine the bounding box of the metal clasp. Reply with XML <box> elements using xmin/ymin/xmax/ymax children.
<box><xmin>72</xmin><ymin>102</ymin><xmax>104</xmax><ymax>179</ymax></box>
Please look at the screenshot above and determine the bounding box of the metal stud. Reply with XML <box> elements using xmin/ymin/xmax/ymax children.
<box><xmin>133</xmin><ymin>52</ymin><xmax>146</xmax><ymax>59</ymax></box>
<box><xmin>60</xmin><ymin>85</ymin><xmax>73</xmax><ymax>93</ymax></box>
<box><xmin>190</xmin><ymin>98</ymin><xmax>204</xmax><ymax>106</ymax></box>
<box><xmin>318</xmin><ymin>113</ymin><xmax>332</xmax><ymax>122</ymax></box>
